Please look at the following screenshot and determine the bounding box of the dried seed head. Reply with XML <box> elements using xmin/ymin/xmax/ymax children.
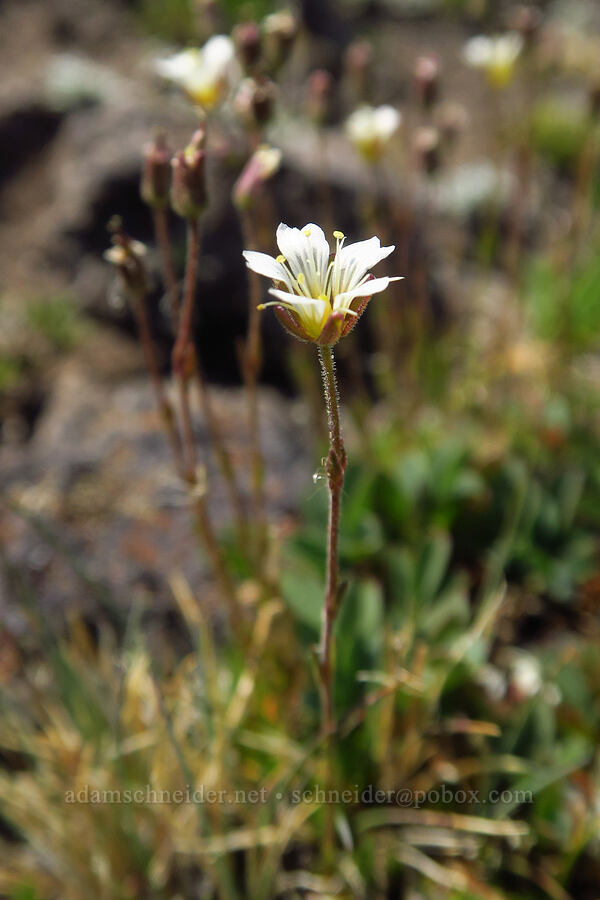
<box><xmin>306</xmin><ymin>69</ymin><xmax>333</xmax><ymax>125</ymax></box>
<box><xmin>140</xmin><ymin>132</ymin><xmax>172</xmax><ymax>209</ymax></box>
<box><xmin>170</xmin><ymin>128</ymin><xmax>207</xmax><ymax>220</ymax></box>
<box><xmin>263</xmin><ymin>10</ymin><xmax>298</xmax><ymax>72</ymax></box>
<box><xmin>235</xmin><ymin>76</ymin><xmax>277</xmax><ymax>129</ymax></box>
<box><xmin>414</xmin><ymin>126</ymin><xmax>441</xmax><ymax>175</ymax></box>
<box><xmin>507</xmin><ymin>5</ymin><xmax>543</xmax><ymax>45</ymax></box>
<box><xmin>344</xmin><ymin>40</ymin><xmax>372</xmax><ymax>99</ymax></box>
<box><xmin>233</xmin><ymin>21</ymin><xmax>262</xmax><ymax>73</ymax></box>
<box><xmin>414</xmin><ymin>55</ymin><xmax>441</xmax><ymax>109</ymax></box>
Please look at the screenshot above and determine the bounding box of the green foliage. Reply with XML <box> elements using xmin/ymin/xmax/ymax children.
<box><xmin>531</xmin><ymin>98</ymin><xmax>596</xmax><ymax>173</ymax></box>
<box><xmin>525</xmin><ymin>251</ymin><xmax>600</xmax><ymax>350</ymax></box>
<box><xmin>25</xmin><ymin>295</ymin><xmax>83</xmax><ymax>352</ymax></box>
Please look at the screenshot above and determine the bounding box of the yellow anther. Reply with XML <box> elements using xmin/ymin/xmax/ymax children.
<box><xmin>333</xmin><ymin>230</ymin><xmax>344</xmax><ymax>240</ymax></box>
<box><xmin>257</xmin><ymin>303</ymin><xmax>266</xmax><ymax>310</ymax></box>
<box><xmin>296</xmin><ymin>272</ymin><xmax>305</xmax><ymax>284</ymax></box>
<box><xmin>303</xmin><ymin>228</ymin><xmax>312</xmax><ymax>236</ymax></box>
<box><xmin>276</xmin><ymin>254</ymin><xmax>286</xmax><ymax>264</ymax></box>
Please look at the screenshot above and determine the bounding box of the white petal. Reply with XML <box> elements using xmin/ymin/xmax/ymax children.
<box><xmin>243</xmin><ymin>250</ymin><xmax>289</xmax><ymax>285</ymax></box>
<box><xmin>267</xmin><ymin>288</ymin><xmax>328</xmax><ymax>337</ymax></box>
<box><xmin>373</xmin><ymin>106</ymin><xmax>401</xmax><ymax>139</ymax></box>
<box><xmin>334</xmin><ymin>276</ymin><xmax>402</xmax><ymax>306</ymax></box>
<box><xmin>463</xmin><ymin>36</ymin><xmax>492</xmax><ymax>67</ymax></box>
<box><xmin>275</xmin><ymin>223</ymin><xmax>307</xmax><ymax>274</ymax></box>
<box><xmin>202</xmin><ymin>35</ymin><xmax>235</xmax><ymax>74</ymax></box>
<box><xmin>338</xmin><ymin>237</ymin><xmax>394</xmax><ymax>278</ymax></box>
<box><xmin>155</xmin><ymin>49</ymin><xmax>200</xmax><ymax>83</ymax></box>
<box><xmin>275</xmin><ymin>223</ymin><xmax>330</xmax><ymax>295</ymax></box>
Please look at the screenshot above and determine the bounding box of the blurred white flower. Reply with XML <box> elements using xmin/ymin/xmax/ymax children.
<box><xmin>509</xmin><ymin>652</ymin><xmax>542</xmax><ymax>698</ymax></box>
<box><xmin>345</xmin><ymin>104</ymin><xmax>401</xmax><ymax>162</ymax></box>
<box><xmin>154</xmin><ymin>35</ymin><xmax>238</xmax><ymax>110</ymax></box>
<box><xmin>243</xmin><ymin>224</ymin><xmax>401</xmax><ymax>344</ymax></box>
<box><xmin>462</xmin><ymin>33</ymin><xmax>524</xmax><ymax>88</ymax></box>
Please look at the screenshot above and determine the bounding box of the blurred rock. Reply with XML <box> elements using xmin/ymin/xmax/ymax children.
<box><xmin>0</xmin><ymin>355</ymin><xmax>312</xmax><ymax>629</ymax></box>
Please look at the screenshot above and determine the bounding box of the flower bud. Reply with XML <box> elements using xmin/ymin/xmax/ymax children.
<box><xmin>414</xmin><ymin>55</ymin><xmax>441</xmax><ymax>110</ymax></box>
<box><xmin>306</xmin><ymin>69</ymin><xmax>333</xmax><ymax>125</ymax></box>
<box><xmin>344</xmin><ymin>40</ymin><xmax>372</xmax><ymax>100</ymax></box>
<box><xmin>170</xmin><ymin>128</ymin><xmax>207</xmax><ymax>220</ymax></box>
<box><xmin>507</xmin><ymin>5</ymin><xmax>542</xmax><ymax>46</ymax></box>
<box><xmin>414</xmin><ymin>126</ymin><xmax>441</xmax><ymax>175</ymax></box>
<box><xmin>263</xmin><ymin>10</ymin><xmax>298</xmax><ymax>72</ymax></box>
<box><xmin>235</xmin><ymin>76</ymin><xmax>277</xmax><ymax>130</ymax></box>
<box><xmin>233</xmin><ymin>144</ymin><xmax>281</xmax><ymax>211</ymax></box>
<box><xmin>140</xmin><ymin>133</ymin><xmax>172</xmax><ymax>209</ymax></box>
<box><xmin>233</xmin><ymin>21</ymin><xmax>262</xmax><ymax>73</ymax></box>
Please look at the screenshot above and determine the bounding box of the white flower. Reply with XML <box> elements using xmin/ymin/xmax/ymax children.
<box><xmin>243</xmin><ymin>223</ymin><xmax>402</xmax><ymax>344</ymax></box>
<box><xmin>462</xmin><ymin>33</ymin><xmax>523</xmax><ymax>87</ymax></box>
<box><xmin>154</xmin><ymin>35</ymin><xmax>238</xmax><ymax>109</ymax></box>
<box><xmin>345</xmin><ymin>104</ymin><xmax>401</xmax><ymax>162</ymax></box>
<box><xmin>509</xmin><ymin>652</ymin><xmax>542</xmax><ymax>698</ymax></box>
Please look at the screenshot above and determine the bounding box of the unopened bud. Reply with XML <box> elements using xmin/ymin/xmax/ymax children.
<box><xmin>344</xmin><ymin>40</ymin><xmax>372</xmax><ymax>99</ymax></box>
<box><xmin>414</xmin><ymin>55</ymin><xmax>441</xmax><ymax>109</ymax></box>
<box><xmin>414</xmin><ymin>126</ymin><xmax>441</xmax><ymax>174</ymax></box>
<box><xmin>508</xmin><ymin>5</ymin><xmax>542</xmax><ymax>46</ymax></box>
<box><xmin>141</xmin><ymin>133</ymin><xmax>172</xmax><ymax>209</ymax></box>
<box><xmin>171</xmin><ymin>128</ymin><xmax>207</xmax><ymax>220</ymax></box>
<box><xmin>233</xmin><ymin>22</ymin><xmax>262</xmax><ymax>72</ymax></box>
<box><xmin>306</xmin><ymin>69</ymin><xmax>333</xmax><ymax>125</ymax></box>
<box><xmin>104</xmin><ymin>222</ymin><xmax>148</xmax><ymax>296</ymax></box>
<box><xmin>235</xmin><ymin>76</ymin><xmax>277</xmax><ymax>129</ymax></box>
<box><xmin>435</xmin><ymin>101</ymin><xmax>469</xmax><ymax>144</ymax></box>
<box><xmin>263</xmin><ymin>10</ymin><xmax>298</xmax><ymax>72</ymax></box>
<box><xmin>233</xmin><ymin>144</ymin><xmax>281</xmax><ymax>210</ymax></box>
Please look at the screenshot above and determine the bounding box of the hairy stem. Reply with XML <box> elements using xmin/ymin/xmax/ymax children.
<box><xmin>317</xmin><ymin>345</ymin><xmax>346</xmax><ymax>734</ymax></box>
<box><xmin>317</xmin><ymin>345</ymin><xmax>346</xmax><ymax>863</ymax></box>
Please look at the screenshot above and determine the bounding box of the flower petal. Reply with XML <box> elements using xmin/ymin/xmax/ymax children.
<box><xmin>338</xmin><ymin>237</ymin><xmax>395</xmax><ymax>281</ymax></box>
<box><xmin>334</xmin><ymin>275</ymin><xmax>402</xmax><ymax>306</ymax></box>
<box><xmin>243</xmin><ymin>250</ymin><xmax>290</xmax><ymax>286</ymax></box>
<box><xmin>275</xmin><ymin>223</ymin><xmax>330</xmax><ymax>295</ymax></box>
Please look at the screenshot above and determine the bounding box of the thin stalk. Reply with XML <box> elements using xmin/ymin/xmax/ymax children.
<box><xmin>172</xmin><ymin>218</ymin><xmax>240</xmax><ymax>627</ymax></box>
<box><xmin>240</xmin><ymin>212</ymin><xmax>267</xmax><ymax>562</ymax></box>
<box><xmin>151</xmin><ymin>204</ymin><xmax>249</xmax><ymax>551</ymax></box>
<box><xmin>172</xmin><ymin>218</ymin><xmax>200</xmax><ymax>478</ymax></box>
<box><xmin>132</xmin><ymin>288</ymin><xmax>184</xmax><ymax>478</ymax></box>
<box><xmin>195</xmin><ymin>365</ymin><xmax>250</xmax><ymax>552</ymax></box>
<box><xmin>152</xmin><ymin>206</ymin><xmax>180</xmax><ymax>324</ymax></box>
<box><xmin>317</xmin><ymin>345</ymin><xmax>347</xmax><ymax>864</ymax></box>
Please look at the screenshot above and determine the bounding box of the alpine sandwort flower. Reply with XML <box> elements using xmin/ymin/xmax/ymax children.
<box><xmin>155</xmin><ymin>35</ymin><xmax>238</xmax><ymax>110</ymax></box>
<box><xmin>345</xmin><ymin>104</ymin><xmax>401</xmax><ymax>162</ymax></box>
<box><xmin>243</xmin><ymin>223</ymin><xmax>401</xmax><ymax>345</ymax></box>
<box><xmin>462</xmin><ymin>33</ymin><xmax>523</xmax><ymax>88</ymax></box>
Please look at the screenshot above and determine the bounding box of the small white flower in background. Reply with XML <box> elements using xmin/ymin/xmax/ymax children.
<box><xmin>345</xmin><ymin>104</ymin><xmax>402</xmax><ymax>163</ymax></box>
<box><xmin>154</xmin><ymin>35</ymin><xmax>238</xmax><ymax>110</ymax></box>
<box><xmin>462</xmin><ymin>33</ymin><xmax>524</xmax><ymax>88</ymax></box>
<box><xmin>243</xmin><ymin>223</ymin><xmax>402</xmax><ymax>345</ymax></box>
<box><xmin>509</xmin><ymin>652</ymin><xmax>542</xmax><ymax>698</ymax></box>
